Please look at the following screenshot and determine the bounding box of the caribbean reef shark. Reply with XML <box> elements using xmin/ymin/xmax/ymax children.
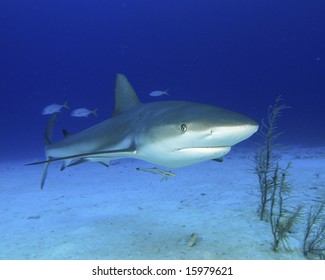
<box><xmin>28</xmin><ymin>74</ymin><xmax>258</xmax><ymax>189</ymax></box>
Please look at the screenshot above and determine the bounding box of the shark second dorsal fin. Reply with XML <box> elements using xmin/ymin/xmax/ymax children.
<box><xmin>113</xmin><ymin>74</ymin><xmax>141</xmax><ymax>116</ymax></box>
<box><xmin>62</xmin><ymin>129</ymin><xmax>70</xmax><ymax>138</ymax></box>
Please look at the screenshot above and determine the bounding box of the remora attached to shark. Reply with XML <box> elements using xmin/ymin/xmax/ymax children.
<box><xmin>28</xmin><ymin>74</ymin><xmax>259</xmax><ymax>189</ymax></box>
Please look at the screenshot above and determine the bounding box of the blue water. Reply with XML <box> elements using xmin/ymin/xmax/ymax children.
<box><xmin>1</xmin><ymin>0</ymin><xmax>324</xmax><ymax>160</ymax></box>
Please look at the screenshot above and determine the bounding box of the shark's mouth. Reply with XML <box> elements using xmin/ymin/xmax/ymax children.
<box><xmin>175</xmin><ymin>146</ymin><xmax>232</xmax><ymax>159</ymax></box>
<box><xmin>176</xmin><ymin>145</ymin><xmax>230</xmax><ymax>151</ymax></box>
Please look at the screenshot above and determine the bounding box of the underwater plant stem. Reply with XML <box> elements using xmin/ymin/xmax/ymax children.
<box><xmin>270</xmin><ymin>164</ymin><xmax>280</xmax><ymax>251</ymax></box>
<box><xmin>256</xmin><ymin>95</ymin><xmax>289</xmax><ymax>222</ymax></box>
<box><xmin>303</xmin><ymin>201</ymin><xmax>325</xmax><ymax>259</ymax></box>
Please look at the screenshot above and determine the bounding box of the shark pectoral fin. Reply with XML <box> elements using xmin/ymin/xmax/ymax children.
<box><xmin>212</xmin><ymin>157</ymin><xmax>223</xmax><ymax>163</ymax></box>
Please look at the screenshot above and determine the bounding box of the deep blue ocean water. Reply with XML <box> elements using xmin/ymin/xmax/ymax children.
<box><xmin>1</xmin><ymin>0</ymin><xmax>324</xmax><ymax>160</ymax></box>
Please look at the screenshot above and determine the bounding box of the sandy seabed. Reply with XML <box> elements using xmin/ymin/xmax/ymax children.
<box><xmin>0</xmin><ymin>146</ymin><xmax>324</xmax><ymax>260</ymax></box>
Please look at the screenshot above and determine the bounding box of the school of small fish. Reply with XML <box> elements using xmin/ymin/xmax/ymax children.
<box><xmin>42</xmin><ymin>88</ymin><xmax>170</xmax><ymax>117</ymax></box>
<box><xmin>42</xmin><ymin>102</ymin><xmax>98</xmax><ymax>118</ymax></box>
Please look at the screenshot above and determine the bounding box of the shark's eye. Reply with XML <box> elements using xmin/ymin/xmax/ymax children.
<box><xmin>180</xmin><ymin>124</ymin><xmax>187</xmax><ymax>133</ymax></box>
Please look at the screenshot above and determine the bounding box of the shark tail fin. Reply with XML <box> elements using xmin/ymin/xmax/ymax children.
<box><xmin>44</xmin><ymin>113</ymin><xmax>58</xmax><ymax>145</ymax></box>
<box><xmin>40</xmin><ymin>161</ymin><xmax>50</xmax><ymax>190</ymax></box>
<box><xmin>41</xmin><ymin>113</ymin><xmax>58</xmax><ymax>189</ymax></box>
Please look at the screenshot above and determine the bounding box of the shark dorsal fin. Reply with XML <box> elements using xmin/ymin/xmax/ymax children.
<box><xmin>113</xmin><ymin>74</ymin><xmax>141</xmax><ymax>116</ymax></box>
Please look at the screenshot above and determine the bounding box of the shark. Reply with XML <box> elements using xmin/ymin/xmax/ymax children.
<box><xmin>28</xmin><ymin>74</ymin><xmax>259</xmax><ymax>189</ymax></box>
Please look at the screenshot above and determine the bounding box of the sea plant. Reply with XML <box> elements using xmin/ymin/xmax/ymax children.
<box><xmin>269</xmin><ymin>162</ymin><xmax>303</xmax><ymax>251</ymax></box>
<box><xmin>303</xmin><ymin>201</ymin><xmax>325</xmax><ymax>259</ymax></box>
<box><xmin>254</xmin><ymin>95</ymin><xmax>289</xmax><ymax>221</ymax></box>
<box><xmin>254</xmin><ymin>96</ymin><xmax>304</xmax><ymax>252</ymax></box>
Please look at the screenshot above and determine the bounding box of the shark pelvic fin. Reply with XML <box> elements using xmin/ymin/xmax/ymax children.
<box><xmin>113</xmin><ymin>74</ymin><xmax>141</xmax><ymax>116</ymax></box>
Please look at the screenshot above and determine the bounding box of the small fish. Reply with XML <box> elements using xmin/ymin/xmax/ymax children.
<box><xmin>42</xmin><ymin>101</ymin><xmax>69</xmax><ymax>115</ymax></box>
<box><xmin>188</xmin><ymin>233</ymin><xmax>199</xmax><ymax>247</ymax></box>
<box><xmin>149</xmin><ymin>89</ymin><xmax>169</xmax><ymax>97</ymax></box>
<box><xmin>70</xmin><ymin>108</ymin><xmax>98</xmax><ymax>117</ymax></box>
<box><xmin>136</xmin><ymin>167</ymin><xmax>176</xmax><ymax>181</ymax></box>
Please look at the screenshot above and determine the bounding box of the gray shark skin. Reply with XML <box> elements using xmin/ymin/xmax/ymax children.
<box><xmin>28</xmin><ymin>74</ymin><xmax>259</xmax><ymax>189</ymax></box>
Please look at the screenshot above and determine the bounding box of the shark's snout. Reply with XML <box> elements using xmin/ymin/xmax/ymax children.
<box><xmin>234</xmin><ymin>122</ymin><xmax>259</xmax><ymax>141</ymax></box>
<box><xmin>211</xmin><ymin>121</ymin><xmax>259</xmax><ymax>147</ymax></box>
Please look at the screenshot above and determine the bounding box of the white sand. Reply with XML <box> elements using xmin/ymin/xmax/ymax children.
<box><xmin>0</xmin><ymin>146</ymin><xmax>324</xmax><ymax>260</ymax></box>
